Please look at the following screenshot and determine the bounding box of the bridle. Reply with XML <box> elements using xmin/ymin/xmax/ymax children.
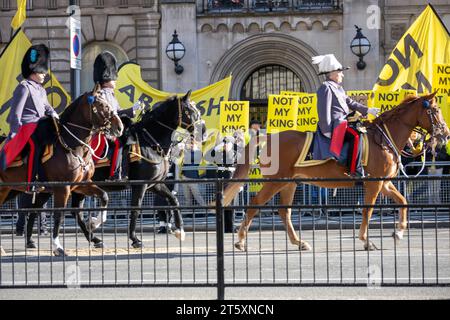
<box><xmin>376</xmin><ymin>98</ymin><xmax>447</xmax><ymax>177</ymax></box>
<box><xmin>141</xmin><ymin>97</ymin><xmax>203</xmax><ymax>159</ymax></box>
<box><xmin>64</xmin><ymin>94</ymin><xmax>116</xmax><ymax>135</ymax></box>
<box><xmin>55</xmin><ymin>93</ymin><xmax>118</xmax><ymax>165</ymax></box>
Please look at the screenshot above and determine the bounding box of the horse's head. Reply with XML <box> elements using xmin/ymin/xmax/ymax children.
<box><xmin>89</xmin><ymin>84</ymin><xmax>124</xmax><ymax>137</ymax></box>
<box><xmin>177</xmin><ymin>91</ymin><xmax>205</xmax><ymax>143</ymax></box>
<box><xmin>415</xmin><ymin>92</ymin><xmax>450</xmax><ymax>148</ymax></box>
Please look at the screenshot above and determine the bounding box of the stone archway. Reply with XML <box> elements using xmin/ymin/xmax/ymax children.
<box><xmin>210</xmin><ymin>33</ymin><xmax>322</xmax><ymax>98</ymax></box>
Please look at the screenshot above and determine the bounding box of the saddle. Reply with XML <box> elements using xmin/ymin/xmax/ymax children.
<box><xmin>0</xmin><ymin>118</ymin><xmax>57</xmax><ymax>170</ymax></box>
<box><xmin>94</xmin><ymin>133</ymin><xmax>164</xmax><ymax>170</ymax></box>
<box><xmin>0</xmin><ymin>142</ymin><xmax>54</xmax><ymax>168</ymax></box>
<box><xmin>295</xmin><ymin>132</ymin><xmax>369</xmax><ymax>168</ymax></box>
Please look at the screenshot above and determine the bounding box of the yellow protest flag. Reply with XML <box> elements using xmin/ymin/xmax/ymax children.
<box><xmin>374</xmin><ymin>4</ymin><xmax>450</xmax><ymax>93</ymax></box>
<box><xmin>11</xmin><ymin>0</ymin><xmax>27</xmax><ymax>30</ymax></box>
<box><xmin>0</xmin><ymin>30</ymin><xmax>70</xmax><ymax>137</ymax></box>
<box><xmin>219</xmin><ymin>101</ymin><xmax>249</xmax><ymax>136</ymax></box>
<box><xmin>266</xmin><ymin>95</ymin><xmax>298</xmax><ymax>134</ymax></box>
<box><xmin>115</xmin><ymin>63</ymin><xmax>231</xmax><ymax>131</ymax></box>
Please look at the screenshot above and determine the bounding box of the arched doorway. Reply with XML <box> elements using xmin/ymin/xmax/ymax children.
<box><xmin>240</xmin><ymin>64</ymin><xmax>304</xmax><ymax>125</ymax></box>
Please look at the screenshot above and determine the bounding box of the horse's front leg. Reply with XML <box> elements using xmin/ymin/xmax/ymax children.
<box><xmin>72</xmin><ymin>184</ymin><xmax>109</xmax><ymax>232</ymax></box>
<box><xmin>129</xmin><ymin>185</ymin><xmax>147</xmax><ymax>248</ymax></box>
<box><xmin>71</xmin><ymin>192</ymin><xmax>104</xmax><ymax>248</ymax></box>
<box><xmin>359</xmin><ymin>181</ymin><xmax>383</xmax><ymax>251</ymax></box>
<box><xmin>152</xmin><ymin>183</ymin><xmax>185</xmax><ymax>241</ymax></box>
<box><xmin>380</xmin><ymin>181</ymin><xmax>408</xmax><ymax>241</ymax></box>
<box><xmin>52</xmin><ymin>186</ymin><xmax>71</xmax><ymax>256</ymax></box>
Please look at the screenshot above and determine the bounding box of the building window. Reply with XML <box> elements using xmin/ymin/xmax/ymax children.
<box><xmin>81</xmin><ymin>42</ymin><xmax>129</xmax><ymax>94</ymax></box>
<box><xmin>47</xmin><ymin>0</ymin><xmax>57</xmax><ymax>9</ymax></box>
<box><xmin>240</xmin><ymin>65</ymin><xmax>303</xmax><ymax>125</ymax></box>
<box><xmin>203</xmin><ymin>0</ymin><xmax>340</xmax><ymax>13</ymax></box>
<box><xmin>207</xmin><ymin>0</ymin><xmax>245</xmax><ymax>12</ymax></box>
<box><xmin>1</xmin><ymin>0</ymin><xmax>11</xmax><ymax>10</ymax></box>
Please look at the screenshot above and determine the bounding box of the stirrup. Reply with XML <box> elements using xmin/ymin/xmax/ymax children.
<box><xmin>25</xmin><ymin>185</ymin><xmax>45</xmax><ymax>194</ymax></box>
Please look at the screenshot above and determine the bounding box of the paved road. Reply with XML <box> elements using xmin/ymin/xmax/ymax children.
<box><xmin>1</xmin><ymin>228</ymin><xmax>449</xmax><ymax>299</ymax></box>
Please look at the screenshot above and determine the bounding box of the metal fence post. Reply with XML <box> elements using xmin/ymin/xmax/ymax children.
<box><xmin>215</xmin><ymin>179</ymin><xmax>225</xmax><ymax>300</ymax></box>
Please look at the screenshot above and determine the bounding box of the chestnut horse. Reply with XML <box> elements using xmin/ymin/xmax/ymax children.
<box><xmin>0</xmin><ymin>84</ymin><xmax>123</xmax><ymax>256</ymax></box>
<box><xmin>222</xmin><ymin>93</ymin><xmax>450</xmax><ymax>251</ymax></box>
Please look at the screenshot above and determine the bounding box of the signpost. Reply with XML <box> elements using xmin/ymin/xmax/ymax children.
<box><xmin>69</xmin><ymin>2</ymin><xmax>81</xmax><ymax>100</ymax></box>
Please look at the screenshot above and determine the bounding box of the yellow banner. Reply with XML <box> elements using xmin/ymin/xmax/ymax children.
<box><xmin>219</xmin><ymin>101</ymin><xmax>249</xmax><ymax>136</ymax></box>
<box><xmin>296</xmin><ymin>94</ymin><xmax>317</xmax><ymax>132</ymax></box>
<box><xmin>374</xmin><ymin>5</ymin><xmax>450</xmax><ymax>93</ymax></box>
<box><xmin>373</xmin><ymin>90</ymin><xmax>419</xmax><ymax>114</ymax></box>
<box><xmin>248</xmin><ymin>166</ymin><xmax>263</xmax><ymax>193</ymax></box>
<box><xmin>116</xmin><ymin>63</ymin><xmax>231</xmax><ymax>131</ymax></box>
<box><xmin>433</xmin><ymin>63</ymin><xmax>450</xmax><ymax>96</ymax></box>
<box><xmin>281</xmin><ymin>91</ymin><xmax>318</xmax><ymax>132</ymax></box>
<box><xmin>0</xmin><ymin>30</ymin><xmax>70</xmax><ymax>137</ymax></box>
<box><xmin>266</xmin><ymin>95</ymin><xmax>298</xmax><ymax>134</ymax></box>
<box><xmin>346</xmin><ymin>90</ymin><xmax>374</xmax><ymax>108</ymax></box>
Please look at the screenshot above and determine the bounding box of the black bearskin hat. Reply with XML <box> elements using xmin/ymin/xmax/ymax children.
<box><xmin>21</xmin><ymin>44</ymin><xmax>50</xmax><ymax>79</ymax></box>
<box><xmin>93</xmin><ymin>51</ymin><xmax>118</xmax><ymax>83</ymax></box>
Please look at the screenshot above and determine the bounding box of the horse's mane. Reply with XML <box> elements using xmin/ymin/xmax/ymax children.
<box><xmin>367</xmin><ymin>95</ymin><xmax>421</xmax><ymax>127</ymax></box>
<box><xmin>139</xmin><ymin>95</ymin><xmax>177</xmax><ymax>127</ymax></box>
<box><xmin>60</xmin><ymin>93</ymin><xmax>86</xmax><ymax>123</ymax></box>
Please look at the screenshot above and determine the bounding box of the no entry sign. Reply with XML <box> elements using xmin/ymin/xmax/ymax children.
<box><xmin>70</xmin><ymin>16</ymin><xmax>81</xmax><ymax>70</ymax></box>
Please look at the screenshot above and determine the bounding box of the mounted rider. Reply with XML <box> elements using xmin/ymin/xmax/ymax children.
<box><xmin>92</xmin><ymin>51</ymin><xmax>143</xmax><ymax>181</ymax></box>
<box><xmin>312</xmin><ymin>54</ymin><xmax>379</xmax><ymax>177</ymax></box>
<box><xmin>0</xmin><ymin>44</ymin><xmax>59</xmax><ymax>192</ymax></box>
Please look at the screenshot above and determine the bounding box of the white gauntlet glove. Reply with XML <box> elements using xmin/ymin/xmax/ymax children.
<box><xmin>368</xmin><ymin>108</ymin><xmax>379</xmax><ymax>117</ymax></box>
<box><xmin>47</xmin><ymin>110</ymin><xmax>59</xmax><ymax>119</ymax></box>
<box><xmin>132</xmin><ymin>100</ymin><xmax>144</xmax><ymax>112</ymax></box>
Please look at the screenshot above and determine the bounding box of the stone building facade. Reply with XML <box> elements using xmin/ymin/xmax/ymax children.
<box><xmin>0</xmin><ymin>0</ymin><xmax>449</xmax><ymax>120</ymax></box>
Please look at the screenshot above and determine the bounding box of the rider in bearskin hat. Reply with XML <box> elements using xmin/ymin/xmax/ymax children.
<box><xmin>93</xmin><ymin>51</ymin><xmax>142</xmax><ymax>181</ymax></box>
<box><xmin>1</xmin><ymin>44</ymin><xmax>59</xmax><ymax>192</ymax></box>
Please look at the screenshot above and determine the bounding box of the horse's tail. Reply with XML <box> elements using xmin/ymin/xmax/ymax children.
<box><xmin>222</xmin><ymin>135</ymin><xmax>261</xmax><ymax>206</ymax></box>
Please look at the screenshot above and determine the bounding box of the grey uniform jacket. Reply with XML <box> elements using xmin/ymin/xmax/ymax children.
<box><xmin>100</xmin><ymin>87</ymin><xmax>135</xmax><ymax>118</ymax></box>
<box><xmin>316</xmin><ymin>80</ymin><xmax>369</xmax><ymax>138</ymax></box>
<box><xmin>7</xmin><ymin>79</ymin><xmax>54</xmax><ymax>136</ymax></box>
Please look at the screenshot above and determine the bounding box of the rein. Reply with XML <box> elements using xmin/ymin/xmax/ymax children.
<box><xmin>375</xmin><ymin>101</ymin><xmax>443</xmax><ymax>178</ymax></box>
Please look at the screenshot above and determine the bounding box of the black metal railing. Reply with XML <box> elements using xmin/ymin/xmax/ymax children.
<box><xmin>1</xmin><ymin>176</ymin><xmax>449</xmax><ymax>298</ymax></box>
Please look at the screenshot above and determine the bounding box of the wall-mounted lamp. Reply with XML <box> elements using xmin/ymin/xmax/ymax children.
<box><xmin>350</xmin><ymin>25</ymin><xmax>371</xmax><ymax>70</ymax></box>
<box><xmin>165</xmin><ymin>30</ymin><xmax>185</xmax><ymax>75</ymax></box>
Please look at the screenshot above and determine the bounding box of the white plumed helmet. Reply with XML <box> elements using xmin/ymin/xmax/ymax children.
<box><xmin>311</xmin><ymin>54</ymin><xmax>350</xmax><ymax>75</ymax></box>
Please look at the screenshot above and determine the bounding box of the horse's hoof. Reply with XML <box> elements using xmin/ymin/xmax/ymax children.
<box><xmin>94</xmin><ymin>242</ymin><xmax>104</xmax><ymax>249</ymax></box>
<box><xmin>26</xmin><ymin>241</ymin><xmax>37</xmax><ymax>249</ymax></box>
<box><xmin>132</xmin><ymin>240</ymin><xmax>143</xmax><ymax>249</ymax></box>
<box><xmin>174</xmin><ymin>229</ymin><xmax>186</xmax><ymax>242</ymax></box>
<box><xmin>364</xmin><ymin>241</ymin><xmax>378</xmax><ymax>251</ymax></box>
<box><xmin>299</xmin><ymin>241</ymin><xmax>312</xmax><ymax>251</ymax></box>
<box><xmin>53</xmin><ymin>248</ymin><xmax>68</xmax><ymax>257</ymax></box>
<box><xmin>392</xmin><ymin>230</ymin><xmax>404</xmax><ymax>241</ymax></box>
<box><xmin>234</xmin><ymin>242</ymin><xmax>246</xmax><ymax>252</ymax></box>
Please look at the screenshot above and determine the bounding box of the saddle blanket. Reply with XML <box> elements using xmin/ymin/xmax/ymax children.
<box><xmin>0</xmin><ymin>142</ymin><xmax>54</xmax><ymax>169</ymax></box>
<box><xmin>295</xmin><ymin>132</ymin><xmax>369</xmax><ymax>168</ymax></box>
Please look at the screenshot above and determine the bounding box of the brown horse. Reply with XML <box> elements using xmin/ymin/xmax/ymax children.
<box><xmin>222</xmin><ymin>93</ymin><xmax>450</xmax><ymax>251</ymax></box>
<box><xmin>0</xmin><ymin>84</ymin><xmax>123</xmax><ymax>256</ymax></box>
